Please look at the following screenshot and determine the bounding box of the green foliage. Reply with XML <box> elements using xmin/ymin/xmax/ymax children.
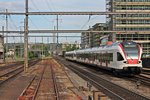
<box><xmin>29</xmin><ymin>44</ymin><xmax>50</xmax><ymax>58</ymax></box>
<box><xmin>28</xmin><ymin>51</ymin><xmax>34</xmax><ymax>59</ymax></box>
<box><xmin>66</xmin><ymin>44</ymin><xmax>79</xmax><ymax>51</ymax></box>
<box><xmin>15</xmin><ymin>45</ymin><xmax>20</xmax><ymax>57</ymax></box>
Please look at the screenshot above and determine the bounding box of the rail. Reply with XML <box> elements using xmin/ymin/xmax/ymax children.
<box><xmin>0</xmin><ymin>59</ymin><xmax>40</xmax><ymax>86</ymax></box>
<box><xmin>57</xmin><ymin>57</ymin><xmax>150</xmax><ymax>100</ymax></box>
<box><xmin>18</xmin><ymin>64</ymin><xmax>46</xmax><ymax>100</ymax></box>
<box><xmin>0</xmin><ymin>67</ymin><xmax>23</xmax><ymax>85</ymax></box>
<box><xmin>51</xmin><ymin>63</ymin><xmax>60</xmax><ymax>100</ymax></box>
<box><xmin>32</xmin><ymin>65</ymin><xmax>46</xmax><ymax>100</ymax></box>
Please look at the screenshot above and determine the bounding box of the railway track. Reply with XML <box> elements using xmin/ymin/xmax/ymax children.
<box><xmin>0</xmin><ymin>66</ymin><xmax>23</xmax><ymax>85</ymax></box>
<box><xmin>0</xmin><ymin>59</ymin><xmax>40</xmax><ymax>72</ymax></box>
<box><xmin>56</xmin><ymin>57</ymin><xmax>150</xmax><ymax>100</ymax></box>
<box><xmin>51</xmin><ymin>61</ymin><xmax>60</xmax><ymax>100</ymax></box>
<box><xmin>142</xmin><ymin>71</ymin><xmax>150</xmax><ymax>75</ymax></box>
<box><xmin>18</xmin><ymin>65</ymin><xmax>46</xmax><ymax>100</ymax></box>
<box><xmin>61</xmin><ymin>57</ymin><xmax>150</xmax><ymax>88</ymax></box>
<box><xmin>0</xmin><ymin>62</ymin><xmax>23</xmax><ymax>71</ymax></box>
<box><xmin>130</xmin><ymin>75</ymin><xmax>150</xmax><ymax>87</ymax></box>
<box><xmin>123</xmin><ymin>70</ymin><xmax>150</xmax><ymax>87</ymax></box>
<box><xmin>0</xmin><ymin>59</ymin><xmax>40</xmax><ymax>86</ymax></box>
<box><xmin>18</xmin><ymin>60</ymin><xmax>60</xmax><ymax>100</ymax></box>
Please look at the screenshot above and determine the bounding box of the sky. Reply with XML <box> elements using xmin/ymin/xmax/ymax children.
<box><xmin>0</xmin><ymin>0</ymin><xmax>106</xmax><ymax>44</ymax></box>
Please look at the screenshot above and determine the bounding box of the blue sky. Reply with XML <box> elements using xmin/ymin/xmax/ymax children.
<box><xmin>0</xmin><ymin>0</ymin><xmax>106</xmax><ymax>44</ymax></box>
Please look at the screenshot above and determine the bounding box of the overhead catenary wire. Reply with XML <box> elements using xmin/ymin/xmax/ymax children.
<box><xmin>8</xmin><ymin>15</ymin><xmax>18</xmax><ymax>30</ymax></box>
<box><xmin>0</xmin><ymin>9</ymin><xmax>5</xmax><ymax>31</ymax></box>
<box><xmin>81</xmin><ymin>15</ymin><xmax>93</xmax><ymax>29</ymax></box>
<box><xmin>29</xmin><ymin>17</ymin><xmax>39</xmax><ymax>29</ymax></box>
<box><xmin>29</xmin><ymin>17</ymin><xmax>44</xmax><ymax>36</ymax></box>
<box><xmin>30</xmin><ymin>0</ymin><xmax>51</xmax><ymax>25</ymax></box>
<box><xmin>45</xmin><ymin>0</ymin><xmax>53</xmax><ymax>11</ymax></box>
<box><xmin>46</xmin><ymin>0</ymin><xmax>56</xmax><ymax>11</ymax></box>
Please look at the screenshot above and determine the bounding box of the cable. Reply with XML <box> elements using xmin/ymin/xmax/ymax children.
<box><xmin>0</xmin><ymin>9</ymin><xmax>5</xmax><ymax>28</ymax></box>
<box><xmin>81</xmin><ymin>15</ymin><xmax>102</xmax><ymax>30</ymax></box>
<box><xmin>81</xmin><ymin>15</ymin><xmax>92</xmax><ymax>29</ymax></box>
<box><xmin>30</xmin><ymin>0</ymin><xmax>52</xmax><ymax>28</ymax></box>
<box><xmin>0</xmin><ymin>17</ymin><xmax>5</xmax><ymax>26</ymax></box>
<box><xmin>45</xmin><ymin>0</ymin><xmax>53</xmax><ymax>11</ymax></box>
<box><xmin>29</xmin><ymin>17</ymin><xmax>39</xmax><ymax>29</ymax></box>
<box><xmin>30</xmin><ymin>0</ymin><xmax>40</xmax><ymax>11</ymax></box>
<box><xmin>8</xmin><ymin>15</ymin><xmax>18</xmax><ymax>30</ymax></box>
<box><xmin>29</xmin><ymin>17</ymin><xmax>44</xmax><ymax>35</ymax></box>
<box><xmin>47</xmin><ymin>0</ymin><xmax>56</xmax><ymax>11</ymax></box>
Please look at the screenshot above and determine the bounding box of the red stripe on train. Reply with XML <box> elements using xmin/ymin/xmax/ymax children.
<box><xmin>127</xmin><ymin>59</ymin><xmax>138</xmax><ymax>64</ymax></box>
<box><xmin>137</xmin><ymin>44</ymin><xmax>141</xmax><ymax>61</ymax></box>
<box><xmin>119</xmin><ymin>44</ymin><xmax>138</xmax><ymax>64</ymax></box>
<box><xmin>119</xmin><ymin>44</ymin><xmax>127</xmax><ymax>60</ymax></box>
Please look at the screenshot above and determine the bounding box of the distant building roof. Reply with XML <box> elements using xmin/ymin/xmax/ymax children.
<box><xmin>92</xmin><ymin>23</ymin><xmax>107</xmax><ymax>28</ymax></box>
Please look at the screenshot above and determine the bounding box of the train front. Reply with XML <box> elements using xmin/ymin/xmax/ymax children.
<box><xmin>120</xmin><ymin>41</ymin><xmax>142</xmax><ymax>74</ymax></box>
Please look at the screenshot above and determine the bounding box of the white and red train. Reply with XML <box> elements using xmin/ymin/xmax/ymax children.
<box><xmin>65</xmin><ymin>41</ymin><xmax>143</xmax><ymax>75</ymax></box>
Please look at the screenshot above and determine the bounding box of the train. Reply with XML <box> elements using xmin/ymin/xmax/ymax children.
<box><xmin>65</xmin><ymin>41</ymin><xmax>143</xmax><ymax>75</ymax></box>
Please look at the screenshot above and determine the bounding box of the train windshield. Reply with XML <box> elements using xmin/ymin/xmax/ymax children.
<box><xmin>121</xmin><ymin>42</ymin><xmax>138</xmax><ymax>59</ymax></box>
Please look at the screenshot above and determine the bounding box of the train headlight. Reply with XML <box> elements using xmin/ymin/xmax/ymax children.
<box><xmin>138</xmin><ymin>61</ymin><xmax>141</xmax><ymax>64</ymax></box>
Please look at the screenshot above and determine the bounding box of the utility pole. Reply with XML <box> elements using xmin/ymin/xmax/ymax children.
<box><xmin>47</xmin><ymin>37</ymin><xmax>49</xmax><ymax>57</ymax></box>
<box><xmin>53</xmin><ymin>26</ymin><xmax>56</xmax><ymax>43</ymax></box>
<box><xmin>34</xmin><ymin>37</ymin><xmax>36</xmax><ymax>58</ymax></box>
<box><xmin>42</xmin><ymin>36</ymin><xmax>43</xmax><ymax>59</ymax></box>
<box><xmin>19</xmin><ymin>26</ymin><xmax>23</xmax><ymax>59</ymax></box>
<box><xmin>89</xmin><ymin>26</ymin><xmax>91</xmax><ymax>48</ymax></box>
<box><xmin>2</xmin><ymin>26</ymin><xmax>5</xmax><ymax>63</ymax></box>
<box><xmin>24</xmin><ymin>0</ymin><xmax>29</xmax><ymax>72</ymax></box>
<box><xmin>5</xmin><ymin>9</ymin><xmax>8</xmax><ymax>61</ymax></box>
<box><xmin>56</xmin><ymin>15</ymin><xmax>59</xmax><ymax>54</ymax></box>
<box><xmin>13</xmin><ymin>36</ymin><xmax>16</xmax><ymax>61</ymax></box>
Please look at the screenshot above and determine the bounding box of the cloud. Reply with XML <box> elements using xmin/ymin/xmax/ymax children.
<box><xmin>0</xmin><ymin>0</ymin><xmax>106</xmax><ymax>34</ymax></box>
<box><xmin>0</xmin><ymin>1</ymin><xmax>24</xmax><ymax>11</ymax></box>
<box><xmin>29</xmin><ymin>0</ymin><xmax>105</xmax><ymax>11</ymax></box>
<box><xmin>0</xmin><ymin>0</ymin><xmax>106</xmax><ymax>12</ymax></box>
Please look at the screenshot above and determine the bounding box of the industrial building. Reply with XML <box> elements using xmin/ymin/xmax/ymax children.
<box><xmin>81</xmin><ymin>23</ymin><xmax>108</xmax><ymax>49</ymax></box>
<box><xmin>81</xmin><ymin>0</ymin><xmax>150</xmax><ymax>57</ymax></box>
<box><xmin>106</xmin><ymin>0</ymin><xmax>150</xmax><ymax>56</ymax></box>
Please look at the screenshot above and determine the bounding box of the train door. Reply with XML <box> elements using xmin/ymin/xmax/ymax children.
<box><xmin>100</xmin><ymin>53</ymin><xmax>102</xmax><ymax>66</ymax></box>
<box><xmin>73</xmin><ymin>52</ymin><xmax>77</xmax><ymax>60</ymax></box>
<box><xmin>106</xmin><ymin>52</ymin><xmax>108</xmax><ymax>67</ymax></box>
<box><xmin>112</xmin><ymin>51</ymin><xmax>117</xmax><ymax>69</ymax></box>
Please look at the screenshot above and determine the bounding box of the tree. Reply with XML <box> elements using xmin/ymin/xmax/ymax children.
<box><xmin>65</xmin><ymin>44</ymin><xmax>79</xmax><ymax>51</ymax></box>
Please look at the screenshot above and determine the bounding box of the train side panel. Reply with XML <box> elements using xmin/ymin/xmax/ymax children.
<box><xmin>65</xmin><ymin>41</ymin><xmax>143</xmax><ymax>75</ymax></box>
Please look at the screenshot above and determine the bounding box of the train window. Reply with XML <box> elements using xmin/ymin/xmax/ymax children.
<box><xmin>117</xmin><ymin>52</ymin><xmax>124</xmax><ymax>61</ymax></box>
<box><xmin>110</xmin><ymin>53</ymin><xmax>113</xmax><ymax>61</ymax></box>
<box><xmin>98</xmin><ymin>53</ymin><xmax>101</xmax><ymax>61</ymax></box>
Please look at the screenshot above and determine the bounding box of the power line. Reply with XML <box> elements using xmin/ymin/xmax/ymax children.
<box><xmin>8</xmin><ymin>15</ymin><xmax>18</xmax><ymax>30</ymax></box>
<box><xmin>45</xmin><ymin>0</ymin><xmax>53</xmax><ymax>11</ymax></box>
<box><xmin>30</xmin><ymin>0</ymin><xmax>52</xmax><ymax>29</ymax></box>
<box><xmin>81</xmin><ymin>15</ymin><xmax>92</xmax><ymax>29</ymax></box>
<box><xmin>30</xmin><ymin>0</ymin><xmax>40</xmax><ymax>11</ymax></box>
<box><xmin>29</xmin><ymin>17</ymin><xmax>39</xmax><ymax>29</ymax></box>
<box><xmin>47</xmin><ymin>0</ymin><xmax>56</xmax><ymax>11</ymax></box>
